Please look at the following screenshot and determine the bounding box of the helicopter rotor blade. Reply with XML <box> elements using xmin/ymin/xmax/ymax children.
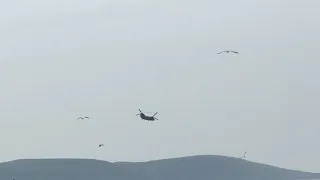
<box><xmin>153</xmin><ymin>112</ymin><xmax>158</xmax><ymax>116</ymax></box>
<box><xmin>138</xmin><ymin>109</ymin><xmax>142</xmax><ymax>113</ymax></box>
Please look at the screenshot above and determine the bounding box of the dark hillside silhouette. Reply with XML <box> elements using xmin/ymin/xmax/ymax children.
<box><xmin>0</xmin><ymin>155</ymin><xmax>319</xmax><ymax>180</ymax></box>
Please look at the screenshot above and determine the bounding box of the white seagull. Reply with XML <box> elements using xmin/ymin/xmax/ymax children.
<box><xmin>217</xmin><ymin>50</ymin><xmax>239</xmax><ymax>54</ymax></box>
<box><xmin>77</xmin><ymin>116</ymin><xmax>89</xmax><ymax>120</ymax></box>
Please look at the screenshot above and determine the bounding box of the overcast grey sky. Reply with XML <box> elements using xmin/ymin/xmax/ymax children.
<box><xmin>0</xmin><ymin>0</ymin><xmax>319</xmax><ymax>172</ymax></box>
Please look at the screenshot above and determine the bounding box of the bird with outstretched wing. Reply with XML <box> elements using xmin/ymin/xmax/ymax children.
<box><xmin>217</xmin><ymin>50</ymin><xmax>239</xmax><ymax>54</ymax></box>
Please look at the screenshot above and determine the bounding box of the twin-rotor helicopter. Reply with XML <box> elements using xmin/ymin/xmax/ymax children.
<box><xmin>136</xmin><ymin>109</ymin><xmax>158</xmax><ymax>121</ymax></box>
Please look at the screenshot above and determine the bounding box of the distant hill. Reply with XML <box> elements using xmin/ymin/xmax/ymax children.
<box><xmin>0</xmin><ymin>155</ymin><xmax>319</xmax><ymax>180</ymax></box>
<box><xmin>115</xmin><ymin>155</ymin><xmax>320</xmax><ymax>180</ymax></box>
<box><xmin>0</xmin><ymin>159</ymin><xmax>145</xmax><ymax>180</ymax></box>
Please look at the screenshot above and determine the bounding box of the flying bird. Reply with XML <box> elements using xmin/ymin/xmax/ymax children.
<box><xmin>98</xmin><ymin>144</ymin><xmax>104</xmax><ymax>147</ymax></box>
<box><xmin>77</xmin><ymin>116</ymin><xmax>89</xmax><ymax>120</ymax></box>
<box><xmin>217</xmin><ymin>50</ymin><xmax>239</xmax><ymax>54</ymax></box>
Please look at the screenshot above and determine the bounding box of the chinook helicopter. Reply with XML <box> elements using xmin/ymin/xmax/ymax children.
<box><xmin>136</xmin><ymin>109</ymin><xmax>158</xmax><ymax>121</ymax></box>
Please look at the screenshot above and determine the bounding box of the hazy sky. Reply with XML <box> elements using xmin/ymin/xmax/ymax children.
<box><xmin>0</xmin><ymin>0</ymin><xmax>319</xmax><ymax>172</ymax></box>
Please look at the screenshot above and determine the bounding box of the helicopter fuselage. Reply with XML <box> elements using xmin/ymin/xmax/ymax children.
<box><xmin>139</xmin><ymin>115</ymin><xmax>154</xmax><ymax>121</ymax></box>
<box><xmin>138</xmin><ymin>114</ymin><xmax>156</xmax><ymax>121</ymax></box>
<box><xmin>143</xmin><ymin>116</ymin><xmax>155</xmax><ymax>121</ymax></box>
